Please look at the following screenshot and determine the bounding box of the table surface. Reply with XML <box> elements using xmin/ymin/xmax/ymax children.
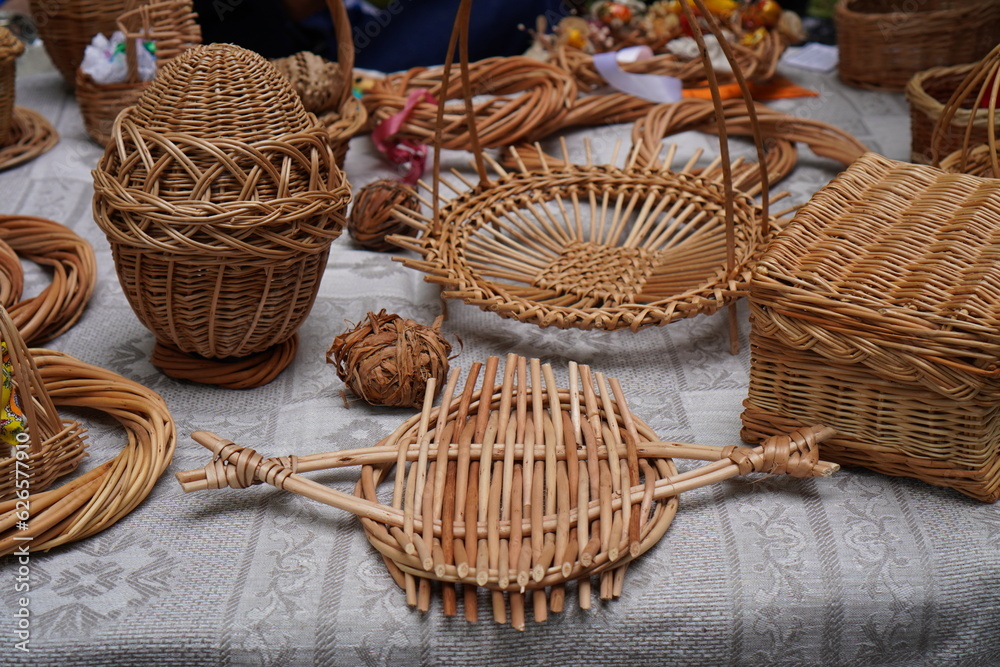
<box><xmin>1</xmin><ymin>44</ymin><xmax>998</xmax><ymax>666</ymax></box>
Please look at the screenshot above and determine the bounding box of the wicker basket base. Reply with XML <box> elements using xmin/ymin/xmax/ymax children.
<box><xmin>0</xmin><ymin>107</ymin><xmax>58</xmax><ymax>172</ymax></box>
<box><xmin>151</xmin><ymin>335</ymin><xmax>299</xmax><ymax>389</ymax></box>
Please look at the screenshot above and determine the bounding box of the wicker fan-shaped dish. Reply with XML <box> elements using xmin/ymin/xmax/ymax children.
<box><xmin>393</xmin><ymin>144</ymin><xmax>765</xmax><ymax>332</ymax></box>
<box><xmin>178</xmin><ymin>354</ymin><xmax>837</xmax><ymax>627</ymax></box>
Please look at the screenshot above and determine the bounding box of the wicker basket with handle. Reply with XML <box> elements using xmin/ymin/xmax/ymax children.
<box><xmin>91</xmin><ymin>43</ymin><xmax>350</xmax><ymax>389</ymax></box>
<box><xmin>75</xmin><ymin>0</ymin><xmax>202</xmax><ymax>146</ymax></box>
<box><xmin>29</xmin><ymin>0</ymin><xmax>141</xmax><ymax>88</ymax></box>
<box><xmin>835</xmin><ymin>0</ymin><xmax>1000</xmax><ymax>92</ymax></box>
<box><xmin>933</xmin><ymin>44</ymin><xmax>1000</xmax><ymax>178</ymax></box>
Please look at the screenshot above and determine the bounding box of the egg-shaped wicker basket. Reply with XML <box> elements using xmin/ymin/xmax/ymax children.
<box><xmin>75</xmin><ymin>0</ymin><xmax>202</xmax><ymax>146</ymax></box>
<box><xmin>394</xmin><ymin>0</ymin><xmax>774</xmax><ymax>349</ymax></box>
<box><xmin>92</xmin><ymin>44</ymin><xmax>351</xmax><ymax>389</ymax></box>
<box><xmin>0</xmin><ymin>304</ymin><xmax>87</xmax><ymax>502</ymax></box>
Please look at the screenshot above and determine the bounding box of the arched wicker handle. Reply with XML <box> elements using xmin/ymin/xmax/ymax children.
<box><xmin>931</xmin><ymin>43</ymin><xmax>1000</xmax><ymax>177</ymax></box>
<box><xmin>325</xmin><ymin>0</ymin><xmax>355</xmax><ymax>116</ymax></box>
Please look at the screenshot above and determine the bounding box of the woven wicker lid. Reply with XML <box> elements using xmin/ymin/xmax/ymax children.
<box><xmin>0</xmin><ymin>27</ymin><xmax>24</xmax><ymax>62</ymax></box>
<box><xmin>128</xmin><ymin>43</ymin><xmax>314</xmax><ymax>140</ymax></box>
<box><xmin>752</xmin><ymin>152</ymin><xmax>1000</xmax><ymax>382</ymax></box>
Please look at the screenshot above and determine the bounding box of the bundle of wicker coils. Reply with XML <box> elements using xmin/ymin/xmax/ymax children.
<box><xmin>92</xmin><ymin>44</ymin><xmax>351</xmax><ymax>389</ymax></box>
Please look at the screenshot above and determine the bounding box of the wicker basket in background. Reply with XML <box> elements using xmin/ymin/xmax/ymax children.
<box><xmin>835</xmin><ymin>0</ymin><xmax>1000</xmax><ymax>92</ymax></box>
<box><xmin>29</xmin><ymin>0</ymin><xmax>142</xmax><ymax>88</ymax></box>
<box><xmin>75</xmin><ymin>0</ymin><xmax>201</xmax><ymax>146</ymax></box>
<box><xmin>92</xmin><ymin>44</ymin><xmax>350</xmax><ymax>389</ymax></box>
<box><xmin>742</xmin><ymin>152</ymin><xmax>1000</xmax><ymax>503</ymax></box>
<box><xmin>934</xmin><ymin>44</ymin><xmax>1000</xmax><ymax>178</ymax></box>
<box><xmin>905</xmin><ymin>63</ymin><xmax>1000</xmax><ymax>165</ymax></box>
<box><xmin>0</xmin><ymin>304</ymin><xmax>87</xmax><ymax>501</ymax></box>
<box><xmin>0</xmin><ymin>28</ymin><xmax>23</xmax><ymax>145</ymax></box>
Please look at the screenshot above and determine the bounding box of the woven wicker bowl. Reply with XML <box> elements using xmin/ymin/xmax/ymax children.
<box><xmin>396</xmin><ymin>152</ymin><xmax>764</xmax><ymax>332</ymax></box>
<box><xmin>29</xmin><ymin>0</ymin><xmax>137</xmax><ymax>88</ymax></box>
<box><xmin>836</xmin><ymin>0</ymin><xmax>1000</xmax><ymax>92</ymax></box>
<box><xmin>92</xmin><ymin>44</ymin><xmax>350</xmax><ymax>387</ymax></box>
<box><xmin>75</xmin><ymin>0</ymin><xmax>202</xmax><ymax>146</ymax></box>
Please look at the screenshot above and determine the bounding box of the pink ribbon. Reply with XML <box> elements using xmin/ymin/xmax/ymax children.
<box><xmin>371</xmin><ymin>89</ymin><xmax>437</xmax><ymax>184</ymax></box>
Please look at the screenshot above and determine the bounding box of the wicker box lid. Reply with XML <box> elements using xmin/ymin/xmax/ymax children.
<box><xmin>749</xmin><ymin>152</ymin><xmax>1000</xmax><ymax>400</ymax></box>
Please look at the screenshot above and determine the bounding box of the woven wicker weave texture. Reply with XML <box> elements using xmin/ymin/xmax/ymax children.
<box><xmin>836</xmin><ymin>0</ymin><xmax>1000</xmax><ymax>92</ymax></box>
<box><xmin>92</xmin><ymin>43</ymin><xmax>350</xmax><ymax>388</ymax></box>
<box><xmin>177</xmin><ymin>354</ymin><xmax>836</xmax><ymax>626</ymax></box>
<box><xmin>742</xmin><ymin>152</ymin><xmax>1000</xmax><ymax>502</ymax></box>
<box><xmin>934</xmin><ymin>44</ymin><xmax>1000</xmax><ymax>178</ymax></box>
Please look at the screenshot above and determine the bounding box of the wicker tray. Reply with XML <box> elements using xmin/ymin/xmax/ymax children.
<box><xmin>836</xmin><ymin>0</ymin><xmax>1000</xmax><ymax>92</ymax></box>
<box><xmin>178</xmin><ymin>354</ymin><xmax>836</xmax><ymax>626</ymax></box>
<box><xmin>742</xmin><ymin>152</ymin><xmax>1000</xmax><ymax>502</ymax></box>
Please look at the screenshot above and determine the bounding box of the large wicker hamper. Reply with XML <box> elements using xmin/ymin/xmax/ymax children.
<box><xmin>741</xmin><ymin>152</ymin><xmax>1000</xmax><ymax>502</ymax></box>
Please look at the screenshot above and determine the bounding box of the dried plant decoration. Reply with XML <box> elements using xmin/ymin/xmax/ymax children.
<box><xmin>327</xmin><ymin>310</ymin><xmax>451</xmax><ymax>408</ymax></box>
<box><xmin>348</xmin><ymin>179</ymin><xmax>421</xmax><ymax>252</ymax></box>
<box><xmin>178</xmin><ymin>354</ymin><xmax>838</xmax><ymax>627</ymax></box>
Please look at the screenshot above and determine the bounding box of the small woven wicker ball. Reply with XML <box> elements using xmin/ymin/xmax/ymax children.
<box><xmin>347</xmin><ymin>179</ymin><xmax>421</xmax><ymax>252</ymax></box>
<box><xmin>327</xmin><ymin>309</ymin><xmax>451</xmax><ymax>408</ymax></box>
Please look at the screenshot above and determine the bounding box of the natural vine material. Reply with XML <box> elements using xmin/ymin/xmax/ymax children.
<box><xmin>631</xmin><ymin>98</ymin><xmax>868</xmax><ymax>193</ymax></box>
<box><xmin>177</xmin><ymin>354</ymin><xmax>837</xmax><ymax>627</ymax></box>
<box><xmin>362</xmin><ymin>56</ymin><xmax>578</xmax><ymax>150</ymax></box>
<box><xmin>0</xmin><ymin>306</ymin><xmax>87</xmax><ymax>502</ymax></box>
<box><xmin>327</xmin><ymin>310</ymin><xmax>451</xmax><ymax>408</ymax></box>
<box><xmin>742</xmin><ymin>152</ymin><xmax>1000</xmax><ymax>503</ymax></box>
<box><xmin>348</xmin><ymin>179</ymin><xmax>421</xmax><ymax>252</ymax></box>
<box><xmin>0</xmin><ymin>215</ymin><xmax>97</xmax><ymax>345</ymax></box>
<box><xmin>0</xmin><ymin>349</ymin><xmax>176</xmax><ymax>556</ymax></box>
<box><xmin>92</xmin><ymin>43</ymin><xmax>350</xmax><ymax>388</ymax></box>
<box><xmin>933</xmin><ymin>44</ymin><xmax>1000</xmax><ymax>179</ymax></box>
<box><xmin>0</xmin><ymin>239</ymin><xmax>21</xmax><ymax>309</ymax></box>
<box><xmin>75</xmin><ymin>0</ymin><xmax>202</xmax><ymax>146</ymax></box>
<box><xmin>835</xmin><ymin>0</ymin><xmax>1000</xmax><ymax>92</ymax></box>
<box><xmin>0</xmin><ymin>107</ymin><xmax>59</xmax><ymax>172</ymax></box>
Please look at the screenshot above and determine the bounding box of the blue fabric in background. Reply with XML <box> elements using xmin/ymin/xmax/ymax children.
<box><xmin>193</xmin><ymin>0</ymin><xmax>572</xmax><ymax>72</ymax></box>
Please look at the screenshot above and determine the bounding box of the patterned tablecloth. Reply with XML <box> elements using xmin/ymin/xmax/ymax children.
<box><xmin>0</xmin><ymin>45</ymin><xmax>997</xmax><ymax>666</ymax></box>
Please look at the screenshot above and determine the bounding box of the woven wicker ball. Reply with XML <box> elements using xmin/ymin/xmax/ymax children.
<box><xmin>347</xmin><ymin>179</ymin><xmax>421</xmax><ymax>252</ymax></box>
<box><xmin>327</xmin><ymin>310</ymin><xmax>451</xmax><ymax>408</ymax></box>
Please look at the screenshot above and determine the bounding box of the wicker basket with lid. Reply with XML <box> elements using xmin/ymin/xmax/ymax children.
<box><xmin>741</xmin><ymin>152</ymin><xmax>1000</xmax><ymax>502</ymax></box>
<box><xmin>92</xmin><ymin>44</ymin><xmax>350</xmax><ymax>389</ymax></box>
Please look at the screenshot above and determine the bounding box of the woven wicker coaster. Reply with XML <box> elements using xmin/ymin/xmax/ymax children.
<box><xmin>0</xmin><ymin>107</ymin><xmax>58</xmax><ymax>172</ymax></box>
<box><xmin>150</xmin><ymin>335</ymin><xmax>299</xmax><ymax>390</ymax></box>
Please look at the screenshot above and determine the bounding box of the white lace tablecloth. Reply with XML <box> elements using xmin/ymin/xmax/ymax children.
<box><xmin>1</xmin><ymin>46</ymin><xmax>998</xmax><ymax>666</ymax></box>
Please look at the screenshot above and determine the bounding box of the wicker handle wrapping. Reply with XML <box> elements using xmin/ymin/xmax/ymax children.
<box><xmin>325</xmin><ymin>0</ymin><xmax>355</xmax><ymax>116</ymax></box>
